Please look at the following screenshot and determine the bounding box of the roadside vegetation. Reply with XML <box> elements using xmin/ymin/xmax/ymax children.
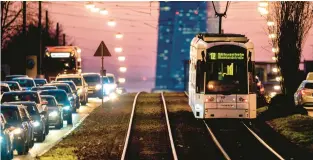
<box><xmin>40</xmin><ymin>93</ymin><xmax>136</xmax><ymax>160</ymax></box>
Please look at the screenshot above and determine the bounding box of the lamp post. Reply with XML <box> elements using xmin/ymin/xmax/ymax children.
<box><xmin>212</xmin><ymin>1</ymin><xmax>230</xmax><ymax>34</ymax></box>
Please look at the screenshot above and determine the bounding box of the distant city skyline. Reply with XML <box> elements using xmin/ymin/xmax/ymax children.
<box><xmin>46</xmin><ymin>1</ymin><xmax>313</xmax><ymax>92</ymax></box>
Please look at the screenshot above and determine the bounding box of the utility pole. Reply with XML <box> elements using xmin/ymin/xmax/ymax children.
<box><xmin>45</xmin><ymin>10</ymin><xmax>48</xmax><ymax>34</ymax></box>
<box><xmin>38</xmin><ymin>1</ymin><xmax>42</xmax><ymax>75</ymax></box>
<box><xmin>56</xmin><ymin>23</ymin><xmax>59</xmax><ymax>45</ymax></box>
<box><xmin>63</xmin><ymin>34</ymin><xmax>66</xmax><ymax>46</ymax></box>
<box><xmin>22</xmin><ymin>1</ymin><xmax>27</xmax><ymax>74</ymax></box>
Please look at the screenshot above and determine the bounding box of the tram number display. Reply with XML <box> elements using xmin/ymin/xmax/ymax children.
<box><xmin>209</xmin><ymin>52</ymin><xmax>245</xmax><ymax>60</ymax></box>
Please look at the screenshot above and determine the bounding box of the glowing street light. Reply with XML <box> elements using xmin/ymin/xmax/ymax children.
<box><xmin>258</xmin><ymin>2</ymin><xmax>268</xmax><ymax>7</ymax></box>
<box><xmin>267</xmin><ymin>21</ymin><xmax>275</xmax><ymax>26</ymax></box>
<box><xmin>114</xmin><ymin>47</ymin><xmax>123</xmax><ymax>53</ymax></box>
<box><xmin>100</xmin><ymin>9</ymin><xmax>108</xmax><ymax>15</ymax></box>
<box><xmin>85</xmin><ymin>2</ymin><xmax>95</xmax><ymax>9</ymax></box>
<box><xmin>115</xmin><ymin>32</ymin><xmax>123</xmax><ymax>39</ymax></box>
<box><xmin>272</xmin><ymin>56</ymin><xmax>277</xmax><ymax>61</ymax></box>
<box><xmin>118</xmin><ymin>78</ymin><xmax>126</xmax><ymax>83</ymax></box>
<box><xmin>268</xmin><ymin>33</ymin><xmax>276</xmax><ymax>39</ymax></box>
<box><xmin>108</xmin><ymin>20</ymin><xmax>116</xmax><ymax>27</ymax></box>
<box><xmin>90</xmin><ymin>7</ymin><xmax>100</xmax><ymax>12</ymax></box>
<box><xmin>272</xmin><ymin>67</ymin><xmax>279</xmax><ymax>73</ymax></box>
<box><xmin>272</xmin><ymin>47</ymin><xmax>279</xmax><ymax>53</ymax></box>
<box><xmin>276</xmin><ymin>76</ymin><xmax>282</xmax><ymax>82</ymax></box>
<box><xmin>118</xmin><ymin>56</ymin><xmax>126</xmax><ymax>61</ymax></box>
<box><xmin>119</xmin><ymin>67</ymin><xmax>127</xmax><ymax>73</ymax></box>
<box><xmin>258</xmin><ymin>7</ymin><xmax>268</xmax><ymax>15</ymax></box>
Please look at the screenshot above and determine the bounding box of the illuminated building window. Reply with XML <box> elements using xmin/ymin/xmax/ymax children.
<box><xmin>161</xmin><ymin>65</ymin><xmax>167</xmax><ymax>68</ymax></box>
<box><xmin>178</xmin><ymin>28</ymin><xmax>182</xmax><ymax>31</ymax></box>
<box><xmin>159</xmin><ymin>35</ymin><xmax>163</xmax><ymax>39</ymax></box>
<box><xmin>181</xmin><ymin>49</ymin><xmax>185</xmax><ymax>52</ymax></box>
<box><xmin>164</xmin><ymin>50</ymin><xmax>168</xmax><ymax>53</ymax></box>
<box><xmin>186</xmin><ymin>38</ymin><xmax>190</xmax><ymax>42</ymax></box>
<box><xmin>166</xmin><ymin>28</ymin><xmax>171</xmax><ymax>32</ymax></box>
<box><xmin>179</xmin><ymin>21</ymin><xmax>183</xmax><ymax>24</ymax></box>
<box><xmin>164</xmin><ymin>56</ymin><xmax>168</xmax><ymax>60</ymax></box>
<box><xmin>166</xmin><ymin>39</ymin><xmax>170</xmax><ymax>43</ymax></box>
<box><xmin>186</xmin><ymin>13</ymin><xmax>190</xmax><ymax>16</ymax></box>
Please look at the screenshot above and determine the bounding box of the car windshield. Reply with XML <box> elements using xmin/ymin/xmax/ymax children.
<box><xmin>34</xmin><ymin>79</ymin><xmax>46</xmax><ymax>86</ymax></box>
<box><xmin>1</xmin><ymin>86</ymin><xmax>10</xmax><ymax>92</ymax></box>
<box><xmin>102</xmin><ymin>77</ymin><xmax>110</xmax><ymax>84</ymax></box>
<box><xmin>304</xmin><ymin>83</ymin><xmax>313</xmax><ymax>89</ymax></box>
<box><xmin>58</xmin><ymin>82</ymin><xmax>76</xmax><ymax>91</ymax></box>
<box><xmin>1</xmin><ymin>108</ymin><xmax>20</xmax><ymax>123</ymax></box>
<box><xmin>32</xmin><ymin>86</ymin><xmax>57</xmax><ymax>91</ymax></box>
<box><xmin>107</xmin><ymin>77</ymin><xmax>115</xmax><ymax>84</ymax></box>
<box><xmin>5</xmin><ymin>82</ymin><xmax>20</xmax><ymax>90</ymax></box>
<box><xmin>41</xmin><ymin>97</ymin><xmax>57</xmax><ymax>106</ymax></box>
<box><xmin>83</xmin><ymin>75</ymin><xmax>100</xmax><ymax>85</ymax></box>
<box><xmin>1</xmin><ymin>92</ymin><xmax>39</xmax><ymax>103</ymax></box>
<box><xmin>40</xmin><ymin>91</ymin><xmax>67</xmax><ymax>104</ymax></box>
<box><xmin>57</xmin><ymin>78</ymin><xmax>82</xmax><ymax>86</ymax></box>
<box><xmin>55</xmin><ymin>85</ymin><xmax>71</xmax><ymax>93</ymax></box>
<box><xmin>5</xmin><ymin>75</ymin><xmax>26</xmax><ymax>81</ymax></box>
<box><xmin>14</xmin><ymin>79</ymin><xmax>35</xmax><ymax>88</ymax></box>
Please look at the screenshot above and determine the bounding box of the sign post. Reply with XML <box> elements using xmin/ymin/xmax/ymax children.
<box><xmin>94</xmin><ymin>41</ymin><xmax>111</xmax><ymax>107</ymax></box>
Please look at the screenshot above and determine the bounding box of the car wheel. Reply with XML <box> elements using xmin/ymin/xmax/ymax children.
<box><xmin>67</xmin><ymin>114</ymin><xmax>73</xmax><ymax>125</ymax></box>
<box><xmin>37</xmin><ymin>132</ymin><xmax>45</xmax><ymax>142</ymax></box>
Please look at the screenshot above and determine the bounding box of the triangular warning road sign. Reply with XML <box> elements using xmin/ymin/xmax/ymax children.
<box><xmin>93</xmin><ymin>41</ymin><xmax>111</xmax><ymax>57</ymax></box>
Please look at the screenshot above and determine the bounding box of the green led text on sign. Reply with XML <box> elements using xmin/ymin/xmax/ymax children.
<box><xmin>209</xmin><ymin>53</ymin><xmax>245</xmax><ymax>60</ymax></box>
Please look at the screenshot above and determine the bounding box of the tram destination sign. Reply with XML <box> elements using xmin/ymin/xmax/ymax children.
<box><xmin>209</xmin><ymin>52</ymin><xmax>245</xmax><ymax>60</ymax></box>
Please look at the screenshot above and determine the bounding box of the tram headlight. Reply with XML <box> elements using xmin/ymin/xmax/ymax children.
<box><xmin>273</xmin><ymin>85</ymin><xmax>281</xmax><ymax>90</ymax></box>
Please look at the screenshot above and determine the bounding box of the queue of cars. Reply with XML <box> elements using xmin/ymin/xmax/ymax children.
<box><xmin>0</xmin><ymin>73</ymin><xmax>121</xmax><ymax>159</ymax></box>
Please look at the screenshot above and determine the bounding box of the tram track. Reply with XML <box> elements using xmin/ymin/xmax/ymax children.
<box><xmin>121</xmin><ymin>92</ymin><xmax>177</xmax><ymax>160</ymax></box>
<box><xmin>185</xmin><ymin>91</ymin><xmax>284</xmax><ymax>160</ymax></box>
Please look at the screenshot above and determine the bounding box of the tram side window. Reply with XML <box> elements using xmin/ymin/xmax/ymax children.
<box><xmin>196</xmin><ymin>60</ymin><xmax>205</xmax><ymax>93</ymax></box>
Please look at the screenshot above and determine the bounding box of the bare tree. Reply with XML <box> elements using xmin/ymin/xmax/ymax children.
<box><xmin>1</xmin><ymin>1</ymin><xmax>23</xmax><ymax>48</ymax></box>
<box><xmin>268</xmin><ymin>2</ymin><xmax>313</xmax><ymax>105</ymax></box>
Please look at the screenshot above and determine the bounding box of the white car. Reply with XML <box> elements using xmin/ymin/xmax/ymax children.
<box><xmin>105</xmin><ymin>73</ymin><xmax>117</xmax><ymax>93</ymax></box>
<box><xmin>55</xmin><ymin>74</ymin><xmax>88</xmax><ymax>105</ymax></box>
<box><xmin>306</xmin><ymin>72</ymin><xmax>313</xmax><ymax>80</ymax></box>
<box><xmin>294</xmin><ymin>80</ymin><xmax>313</xmax><ymax>107</ymax></box>
<box><xmin>1</xmin><ymin>83</ymin><xmax>11</xmax><ymax>95</ymax></box>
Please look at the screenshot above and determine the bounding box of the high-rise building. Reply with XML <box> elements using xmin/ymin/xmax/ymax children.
<box><xmin>155</xmin><ymin>1</ymin><xmax>216</xmax><ymax>91</ymax></box>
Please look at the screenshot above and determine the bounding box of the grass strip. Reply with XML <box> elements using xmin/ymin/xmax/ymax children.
<box><xmin>40</xmin><ymin>93</ymin><xmax>136</xmax><ymax>160</ymax></box>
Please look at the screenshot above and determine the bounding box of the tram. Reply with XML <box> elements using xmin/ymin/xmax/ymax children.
<box><xmin>43</xmin><ymin>46</ymin><xmax>82</xmax><ymax>81</ymax></box>
<box><xmin>188</xmin><ymin>33</ymin><xmax>257</xmax><ymax>119</ymax></box>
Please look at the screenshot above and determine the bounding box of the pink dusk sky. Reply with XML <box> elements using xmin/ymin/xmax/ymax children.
<box><xmin>44</xmin><ymin>1</ymin><xmax>313</xmax><ymax>92</ymax></box>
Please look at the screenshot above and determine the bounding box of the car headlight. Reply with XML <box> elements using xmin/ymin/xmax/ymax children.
<box><xmin>32</xmin><ymin>121</ymin><xmax>40</xmax><ymax>127</ymax></box>
<box><xmin>63</xmin><ymin>106</ymin><xmax>70</xmax><ymax>110</ymax></box>
<box><xmin>13</xmin><ymin>128</ymin><xmax>22</xmax><ymax>134</ymax></box>
<box><xmin>109</xmin><ymin>92</ymin><xmax>117</xmax><ymax>100</ymax></box>
<box><xmin>95</xmin><ymin>84</ymin><xmax>102</xmax><ymax>90</ymax></box>
<box><xmin>77</xmin><ymin>88</ymin><xmax>82</xmax><ymax>95</ymax></box>
<box><xmin>49</xmin><ymin>111</ymin><xmax>58</xmax><ymax>117</ymax></box>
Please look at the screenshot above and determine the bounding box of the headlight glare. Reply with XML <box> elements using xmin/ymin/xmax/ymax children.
<box><xmin>63</xmin><ymin>106</ymin><xmax>70</xmax><ymax>110</ymax></box>
<box><xmin>13</xmin><ymin>128</ymin><xmax>22</xmax><ymax>134</ymax></box>
<box><xmin>32</xmin><ymin>121</ymin><xmax>40</xmax><ymax>127</ymax></box>
<box><xmin>96</xmin><ymin>84</ymin><xmax>102</xmax><ymax>90</ymax></box>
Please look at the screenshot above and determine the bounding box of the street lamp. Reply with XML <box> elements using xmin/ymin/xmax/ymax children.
<box><xmin>258</xmin><ymin>2</ymin><xmax>268</xmax><ymax>7</ymax></box>
<box><xmin>272</xmin><ymin>67</ymin><xmax>279</xmax><ymax>73</ymax></box>
<box><xmin>100</xmin><ymin>9</ymin><xmax>108</xmax><ymax>15</ymax></box>
<box><xmin>118</xmin><ymin>78</ymin><xmax>126</xmax><ymax>83</ymax></box>
<box><xmin>91</xmin><ymin>7</ymin><xmax>100</xmax><ymax>12</ymax></box>
<box><xmin>272</xmin><ymin>56</ymin><xmax>277</xmax><ymax>61</ymax></box>
<box><xmin>212</xmin><ymin>1</ymin><xmax>230</xmax><ymax>34</ymax></box>
<box><xmin>114</xmin><ymin>47</ymin><xmax>123</xmax><ymax>53</ymax></box>
<box><xmin>115</xmin><ymin>32</ymin><xmax>123</xmax><ymax>39</ymax></box>
<box><xmin>85</xmin><ymin>2</ymin><xmax>95</xmax><ymax>9</ymax></box>
<box><xmin>108</xmin><ymin>20</ymin><xmax>116</xmax><ymax>27</ymax></box>
<box><xmin>267</xmin><ymin>21</ymin><xmax>275</xmax><ymax>26</ymax></box>
<box><xmin>258</xmin><ymin>7</ymin><xmax>269</xmax><ymax>15</ymax></box>
<box><xmin>268</xmin><ymin>33</ymin><xmax>276</xmax><ymax>39</ymax></box>
<box><xmin>272</xmin><ymin>47</ymin><xmax>279</xmax><ymax>53</ymax></box>
<box><xmin>119</xmin><ymin>67</ymin><xmax>127</xmax><ymax>73</ymax></box>
<box><xmin>118</xmin><ymin>56</ymin><xmax>126</xmax><ymax>61</ymax></box>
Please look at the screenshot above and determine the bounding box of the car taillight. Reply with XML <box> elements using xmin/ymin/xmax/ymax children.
<box><xmin>257</xmin><ymin>82</ymin><xmax>261</xmax><ymax>87</ymax></box>
<box><xmin>205</xmin><ymin>97</ymin><xmax>215</xmax><ymax>102</ymax></box>
<box><xmin>239</xmin><ymin>97</ymin><xmax>248</xmax><ymax>102</ymax></box>
<box><xmin>301</xmin><ymin>89</ymin><xmax>311</xmax><ymax>96</ymax></box>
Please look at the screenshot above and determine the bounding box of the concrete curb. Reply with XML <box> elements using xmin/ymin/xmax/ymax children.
<box><xmin>34</xmin><ymin>105</ymin><xmax>99</xmax><ymax>158</ymax></box>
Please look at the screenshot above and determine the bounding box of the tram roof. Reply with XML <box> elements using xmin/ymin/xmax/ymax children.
<box><xmin>196</xmin><ymin>33</ymin><xmax>249</xmax><ymax>43</ymax></box>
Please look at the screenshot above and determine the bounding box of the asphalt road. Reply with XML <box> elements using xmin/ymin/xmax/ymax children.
<box><xmin>13</xmin><ymin>98</ymin><xmax>102</xmax><ymax>160</ymax></box>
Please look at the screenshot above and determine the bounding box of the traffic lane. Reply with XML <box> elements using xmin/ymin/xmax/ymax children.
<box><xmin>13</xmin><ymin>98</ymin><xmax>102</xmax><ymax>160</ymax></box>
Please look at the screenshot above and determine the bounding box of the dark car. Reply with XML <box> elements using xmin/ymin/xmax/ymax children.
<box><xmin>1</xmin><ymin>83</ymin><xmax>11</xmax><ymax>94</ymax></box>
<box><xmin>2</xmin><ymin>81</ymin><xmax>22</xmax><ymax>91</ymax></box>
<box><xmin>7</xmin><ymin>102</ymin><xmax>47</xmax><ymax>142</ymax></box>
<box><xmin>34</xmin><ymin>78</ymin><xmax>48</xmax><ymax>86</ymax></box>
<box><xmin>82</xmin><ymin>73</ymin><xmax>102</xmax><ymax>98</ymax></box>
<box><xmin>0</xmin><ymin>91</ymin><xmax>49</xmax><ymax>134</ymax></box>
<box><xmin>1</xmin><ymin>113</ymin><xmax>14</xmax><ymax>160</ymax></box>
<box><xmin>41</xmin><ymin>95</ymin><xmax>64</xmax><ymax>129</ymax></box>
<box><xmin>1</xmin><ymin>104</ymin><xmax>34</xmax><ymax>155</ymax></box>
<box><xmin>52</xmin><ymin>81</ymin><xmax>80</xmax><ymax>109</ymax></box>
<box><xmin>45</xmin><ymin>83</ymin><xmax>78</xmax><ymax>111</ymax></box>
<box><xmin>12</xmin><ymin>77</ymin><xmax>36</xmax><ymax>91</ymax></box>
<box><xmin>39</xmin><ymin>90</ymin><xmax>73</xmax><ymax>124</ymax></box>
<box><xmin>5</xmin><ymin>75</ymin><xmax>28</xmax><ymax>81</ymax></box>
